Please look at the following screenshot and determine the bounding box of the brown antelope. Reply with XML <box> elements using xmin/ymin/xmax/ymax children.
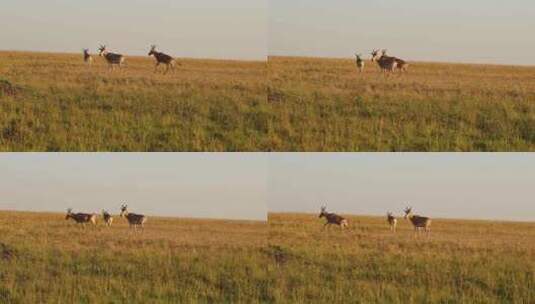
<box><xmin>319</xmin><ymin>205</ymin><xmax>348</xmax><ymax>229</ymax></box>
<box><xmin>355</xmin><ymin>53</ymin><xmax>365</xmax><ymax>73</ymax></box>
<box><xmin>83</xmin><ymin>49</ymin><xmax>93</xmax><ymax>65</ymax></box>
<box><xmin>387</xmin><ymin>212</ymin><xmax>397</xmax><ymax>232</ymax></box>
<box><xmin>148</xmin><ymin>45</ymin><xmax>176</xmax><ymax>74</ymax></box>
<box><xmin>381</xmin><ymin>49</ymin><xmax>409</xmax><ymax>73</ymax></box>
<box><xmin>65</xmin><ymin>208</ymin><xmax>97</xmax><ymax>227</ymax></box>
<box><xmin>404</xmin><ymin>207</ymin><xmax>431</xmax><ymax>233</ymax></box>
<box><xmin>102</xmin><ymin>210</ymin><xmax>113</xmax><ymax>227</ymax></box>
<box><xmin>370</xmin><ymin>49</ymin><xmax>397</xmax><ymax>76</ymax></box>
<box><xmin>120</xmin><ymin>204</ymin><xmax>146</xmax><ymax>230</ymax></box>
<box><xmin>98</xmin><ymin>45</ymin><xmax>125</xmax><ymax>70</ymax></box>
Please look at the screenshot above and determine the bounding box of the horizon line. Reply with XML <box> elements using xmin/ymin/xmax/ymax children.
<box><xmin>269</xmin><ymin>211</ymin><xmax>534</xmax><ymax>224</ymax></box>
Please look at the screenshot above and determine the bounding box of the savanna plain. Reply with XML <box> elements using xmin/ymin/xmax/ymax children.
<box><xmin>268</xmin><ymin>56</ymin><xmax>535</xmax><ymax>151</ymax></box>
<box><xmin>268</xmin><ymin>213</ymin><xmax>535</xmax><ymax>304</ymax></box>
<box><xmin>0</xmin><ymin>51</ymin><xmax>266</xmax><ymax>151</ymax></box>
<box><xmin>0</xmin><ymin>211</ymin><xmax>268</xmax><ymax>303</ymax></box>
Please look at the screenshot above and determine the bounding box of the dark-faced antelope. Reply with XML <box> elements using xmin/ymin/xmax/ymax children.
<box><xmin>319</xmin><ymin>205</ymin><xmax>348</xmax><ymax>229</ymax></box>
<box><xmin>83</xmin><ymin>49</ymin><xmax>93</xmax><ymax>65</ymax></box>
<box><xmin>65</xmin><ymin>208</ymin><xmax>97</xmax><ymax>227</ymax></box>
<box><xmin>355</xmin><ymin>53</ymin><xmax>365</xmax><ymax>73</ymax></box>
<box><xmin>381</xmin><ymin>49</ymin><xmax>409</xmax><ymax>73</ymax></box>
<box><xmin>98</xmin><ymin>45</ymin><xmax>125</xmax><ymax>70</ymax></box>
<box><xmin>148</xmin><ymin>45</ymin><xmax>176</xmax><ymax>74</ymax></box>
<box><xmin>370</xmin><ymin>49</ymin><xmax>397</xmax><ymax>76</ymax></box>
<box><xmin>102</xmin><ymin>210</ymin><xmax>113</xmax><ymax>227</ymax></box>
<box><xmin>120</xmin><ymin>204</ymin><xmax>146</xmax><ymax>230</ymax></box>
<box><xmin>387</xmin><ymin>212</ymin><xmax>397</xmax><ymax>232</ymax></box>
<box><xmin>404</xmin><ymin>207</ymin><xmax>431</xmax><ymax>233</ymax></box>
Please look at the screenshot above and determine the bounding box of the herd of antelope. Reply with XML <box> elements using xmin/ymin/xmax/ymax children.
<box><xmin>354</xmin><ymin>49</ymin><xmax>409</xmax><ymax>76</ymax></box>
<box><xmin>319</xmin><ymin>205</ymin><xmax>431</xmax><ymax>233</ymax></box>
<box><xmin>83</xmin><ymin>45</ymin><xmax>178</xmax><ymax>73</ymax></box>
<box><xmin>65</xmin><ymin>203</ymin><xmax>147</xmax><ymax>231</ymax></box>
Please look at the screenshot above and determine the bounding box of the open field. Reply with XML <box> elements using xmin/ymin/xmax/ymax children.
<box><xmin>0</xmin><ymin>51</ymin><xmax>266</xmax><ymax>151</ymax></box>
<box><xmin>0</xmin><ymin>211</ymin><xmax>268</xmax><ymax>303</ymax></box>
<box><xmin>268</xmin><ymin>213</ymin><xmax>535</xmax><ymax>303</ymax></box>
<box><xmin>268</xmin><ymin>56</ymin><xmax>535</xmax><ymax>151</ymax></box>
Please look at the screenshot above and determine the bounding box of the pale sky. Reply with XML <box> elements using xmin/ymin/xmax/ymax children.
<box><xmin>0</xmin><ymin>0</ymin><xmax>266</xmax><ymax>60</ymax></box>
<box><xmin>0</xmin><ymin>153</ymin><xmax>267</xmax><ymax>221</ymax></box>
<box><xmin>268</xmin><ymin>153</ymin><xmax>535</xmax><ymax>222</ymax></box>
<box><xmin>269</xmin><ymin>0</ymin><xmax>535</xmax><ymax>65</ymax></box>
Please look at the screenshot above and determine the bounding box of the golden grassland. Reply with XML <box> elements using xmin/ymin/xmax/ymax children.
<box><xmin>0</xmin><ymin>51</ymin><xmax>266</xmax><ymax>151</ymax></box>
<box><xmin>268</xmin><ymin>213</ymin><xmax>535</xmax><ymax>303</ymax></box>
<box><xmin>268</xmin><ymin>56</ymin><xmax>535</xmax><ymax>151</ymax></box>
<box><xmin>0</xmin><ymin>211</ymin><xmax>268</xmax><ymax>303</ymax></box>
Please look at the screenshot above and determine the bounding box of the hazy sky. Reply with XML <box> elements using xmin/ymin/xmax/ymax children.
<box><xmin>268</xmin><ymin>153</ymin><xmax>535</xmax><ymax>222</ymax></box>
<box><xmin>0</xmin><ymin>0</ymin><xmax>266</xmax><ymax>60</ymax></box>
<box><xmin>270</xmin><ymin>0</ymin><xmax>535</xmax><ymax>65</ymax></box>
<box><xmin>0</xmin><ymin>153</ymin><xmax>267</xmax><ymax>221</ymax></box>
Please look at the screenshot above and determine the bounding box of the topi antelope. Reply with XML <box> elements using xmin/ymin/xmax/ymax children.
<box><xmin>102</xmin><ymin>210</ymin><xmax>113</xmax><ymax>227</ymax></box>
<box><xmin>387</xmin><ymin>212</ymin><xmax>397</xmax><ymax>232</ymax></box>
<box><xmin>83</xmin><ymin>49</ymin><xmax>93</xmax><ymax>65</ymax></box>
<box><xmin>98</xmin><ymin>45</ymin><xmax>125</xmax><ymax>70</ymax></box>
<box><xmin>381</xmin><ymin>49</ymin><xmax>409</xmax><ymax>73</ymax></box>
<box><xmin>65</xmin><ymin>208</ymin><xmax>97</xmax><ymax>227</ymax></box>
<box><xmin>404</xmin><ymin>207</ymin><xmax>431</xmax><ymax>233</ymax></box>
<box><xmin>370</xmin><ymin>49</ymin><xmax>397</xmax><ymax>76</ymax></box>
<box><xmin>120</xmin><ymin>204</ymin><xmax>146</xmax><ymax>230</ymax></box>
<box><xmin>319</xmin><ymin>205</ymin><xmax>348</xmax><ymax>229</ymax></box>
<box><xmin>148</xmin><ymin>45</ymin><xmax>176</xmax><ymax>74</ymax></box>
<box><xmin>355</xmin><ymin>53</ymin><xmax>365</xmax><ymax>73</ymax></box>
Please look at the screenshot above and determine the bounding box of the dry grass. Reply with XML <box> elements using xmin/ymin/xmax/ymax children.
<box><xmin>0</xmin><ymin>51</ymin><xmax>267</xmax><ymax>151</ymax></box>
<box><xmin>0</xmin><ymin>211</ymin><xmax>268</xmax><ymax>303</ymax></box>
<box><xmin>268</xmin><ymin>213</ymin><xmax>535</xmax><ymax>303</ymax></box>
<box><xmin>268</xmin><ymin>56</ymin><xmax>535</xmax><ymax>151</ymax></box>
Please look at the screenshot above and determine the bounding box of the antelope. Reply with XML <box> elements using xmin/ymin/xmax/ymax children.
<box><xmin>102</xmin><ymin>210</ymin><xmax>113</xmax><ymax>227</ymax></box>
<box><xmin>387</xmin><ymin>212</ymin><xmax>397</xmax><ymax>232</ymax></box>
<box><xmin>355</xmin><ymin>53</ymin><xmax>365</xmax><ymax>73</ymax></box>
<box><xmin>319</xmin><ymin>205</ymin><xmax>348</xmax><ymax>229</ymax></box>
<box><xmin>404</xmin><ymin>207</ymin><xmax>431</xmax><ymax>233</ymax></box>
<box><xmin>381</xmin><ymin>49</ymin><xmax>409</xmax><ymax>73</ymax></box>
<box><xmin>98</xmin><ymin>45</ymin><xmax>125</xmax><ymax>70</ymax></box>
<box><xmin>83</xmin><ymin>49</ymin><xmax>93</xmax><ymax>65</ymax></box>
<box><xmin>370</xmin><ymin>49</ymin><xmax>397</xmax><ymax>76</ymax></box>
<box><xmin>120</xmin><ymin>204</ymin><xmax>146</xmax><ymax>230</ymax></box>
<box><xmin>148</xmin><ymin>45</ymin><xmax>176</xmax><ymax>74</ymax></box>
<box><xmin>65</xmin><ymin>208</ymin><xmax>97</xmax><ymax>227</ymax></box>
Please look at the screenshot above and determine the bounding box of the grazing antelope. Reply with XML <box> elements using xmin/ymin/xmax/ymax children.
<box><xmin>319</xmin><ymin>205</ymin><xmax>348</xmax><ymax>229</ymax></box>
<box><xmin>120</xmin><ymin>204</ymin><xmax>146</xmax><ymax>230</ymax></box>
<box><xmin>381</xmin><ymin>49</ymin><xmax>409</xmax><ymax>73</ymax></box>
<box><xmin>83</xmin><ymin>49</ymin><xmax>93</xmax><ymax>65</ymax></box>
<box><xmin>370</xmin><ymin>49</ymin><xmax>397</xmax><ymax>76</ymax></box>
<box><xmin>98</xmin><ymin>45</ymin><xmax>125</xmax><ymax>70</ymax></box>
<box><xmin>102</xmin><ymin>210</ymin><xmax>113</xmax><ymax>227</ymax></box>
<box><xmin>65</xmin><ymin>208</ymin><xmax>97</xmax><ymax>227</ymax></box>
<box><xmin>355</xmin><ymin>53</ymin><xmax>365</xmax><ymax>73</ymax></box>
<box><xmin>387</xmin><ymin>212</ymin><xmax>397</xmax><ymax>232</ymax></box>
<box><xmin>404</xmin><ymin>207</ymin><xmax>431</xmax><ymax>233</ymax></box>
<box><xmin>148</xmin><ymin>45</ymin><xmax>176</xmax><ymax>74</ymax></box>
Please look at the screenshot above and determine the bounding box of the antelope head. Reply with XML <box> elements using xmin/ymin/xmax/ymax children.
<box><xmin>355</xmin><ymin>53</ymin><xmax>363</xmax><ymax>61</ymax></box>
<box><xmin>65</xmin><ymin>208</ymin><xmax>73</xmax><ymax>220</ymax></box>
<box><xmin>120</xmin><ymin>204</ymin><xmax>128</xmax><ymax>217</ymax></box>
<box><xmin>404</xmin><ymin>207</ymin><xmax>412</xmax><ymax>219</ymax></box>
<box><xmin>98</xmin><ymin>45</ymin><xmax>107</xmax><ymax>56</ymax></box>
<box><xmin>83</xmin><ymin>49</ymin><xmax>90</xmax><ymax>55</ymax></box>
<box><xmin>148</xmin><ymin>45</ymin><xmax>157</xmax><ymax>56</ymax></box>
<box><xmin>319</xmin><ymin>205</ymin><xmax>327</xmax><ymax>218</ymax></box>
<box><xmin>370</xmin><ymin>49</ymin><xmax>380</xmax><ymax>62</ymax></box>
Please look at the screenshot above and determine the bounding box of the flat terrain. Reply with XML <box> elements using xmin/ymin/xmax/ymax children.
<box><xmin>0</xmin><ymin>211</ymin><xmax>268</xmax><ymax>303</ymax></box>
<box><xmin>268</xmin><ymin>213</ymin><xmax>535</xmax><ymax>303</ymax></box>
<box><xmin>0</xmin><ymin>51</ymin><xmax>266</xmax><ymax>151</ymax></box>
<box><xmin>268</xmin><ymin>56</ymin><xmax>535</xmax><ymax>151</ymax></box>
